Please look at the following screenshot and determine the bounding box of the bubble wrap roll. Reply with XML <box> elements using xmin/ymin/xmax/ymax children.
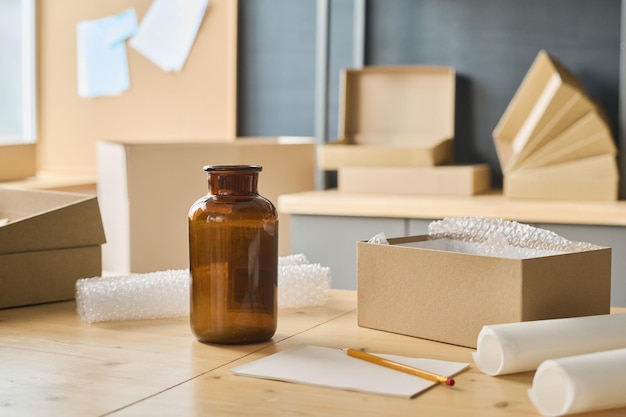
<box><xmin>76</xmin><ymin>270</ymin><xmax>190</xmax><ymax>323</ymax></box>
<box><xmin>76</xmin><ymin>255</ymin><xmax>332</xmax><ymax>322</ymax></box>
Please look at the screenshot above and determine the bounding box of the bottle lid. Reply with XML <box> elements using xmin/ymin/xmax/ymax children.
<box><xmin>203</xmin><ymin>165</ymin><xmax>262</xmax><ymax>172</ymax></box>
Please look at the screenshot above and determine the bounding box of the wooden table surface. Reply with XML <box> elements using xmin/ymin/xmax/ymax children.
<box><xmin>2</xmin><ymin>290</ymin><xmax>624</xmax><ymax>417</ymax></box>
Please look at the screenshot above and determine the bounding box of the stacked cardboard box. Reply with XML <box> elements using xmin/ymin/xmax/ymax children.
<box><xmin>493</xmin><ymin>50</ymin><xmax>619</xmax><ymax>201</ymax></box>
<box><xmin>320</xmin><ymin>65</ymin><xmax>491</xmax><ymax>196</ymax></box>
<box><xmin>0</xmin><ymin>188</ymin><xmax>106</xmax><ymax>308</ymax></box>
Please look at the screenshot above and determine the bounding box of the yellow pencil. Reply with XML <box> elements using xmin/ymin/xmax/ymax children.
<box><xmin>343</xmin><ymin>348</ymin><xmax>455</xmax><ymax>386</ymax></box>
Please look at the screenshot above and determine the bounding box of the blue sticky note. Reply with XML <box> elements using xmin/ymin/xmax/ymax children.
<box><xmin>77</xmin><ymin>9</ymin><xmax>138</xmax><ymax>98</ymax></box>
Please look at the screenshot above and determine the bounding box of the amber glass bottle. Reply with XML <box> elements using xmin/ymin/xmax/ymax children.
<box><xmin>188</xmin><ymin>165</ymin><xmax>278</xmax><ymax>344</ymax></box>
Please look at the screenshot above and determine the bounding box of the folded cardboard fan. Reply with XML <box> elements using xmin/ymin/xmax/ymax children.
<box><xmin>493</xmin><ymin>50</ymin><xmax>619</xmax><ymax>201</ymax></box>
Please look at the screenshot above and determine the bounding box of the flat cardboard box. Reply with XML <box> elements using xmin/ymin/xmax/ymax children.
<box><xmin>0</xmin><ymin>188</ymin><xmax>106</xmax><ymax>308</ymax></box>
<box><xmin>504</xmin><ymin>154</ymin><xmax>619</xmax><ymax>201</ymax></box>
<box><xmin>513</xmin><ymin>108</ymin><xmax>617</xmax><ymax>170</ymax></box>
<box><xmin>98</xmin><ymin>137</ymin><xmax>316</xmax><ymax>274</ymax></box>
<box><xmin>492</xmin><ymin>50</ymin><xmax>619</xmax><ymax>201</ymax></box>
<box><xmin>319</xmin><ymin>66</ymin><xmax>456</xmax><ymax>169</ymax></box>
<box><xmin>357</xmin><ymin>235</ymin><xmax>611</xmax><ymax>348</ymax></box>
<box><xmin>337</xmin><ymin>164</ymin><xmax>491</xmax><ymax>196</ymax></box>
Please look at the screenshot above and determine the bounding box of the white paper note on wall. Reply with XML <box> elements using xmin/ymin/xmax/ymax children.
<box><xmin>129</xmin><ymin>0</ymin><xmax>210</xmax><ymax>72</ymax></box>
<box><xmin>77</xmin><ymin>9</ymin><xmax>138</xmax><ymax>98</ymax></box>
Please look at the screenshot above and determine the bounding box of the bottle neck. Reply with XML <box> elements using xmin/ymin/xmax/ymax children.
<box><xmin>205</xmin><ymin>165</ymin><xmax>261</xmax><ymax>196</ymax></box>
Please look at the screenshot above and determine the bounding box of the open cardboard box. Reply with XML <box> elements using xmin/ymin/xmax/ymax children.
<box><xmin>0</xmin><ymin>188</ymin><xmax>106</xmax><ymax>308</ymax></box>
<box><xmin>337</xmin><ymin>164</ymin><xmax>491</xmax><ymax>196</ymax></box>
<box><xmin>318</xmin><ymin>66</ymin><xmax>456</xmax><ymax>169</ymax></box>
<box><xmin>357</xmin><ymin>235</ymin><xmax>611</xmax><ymax>348</ymax></box>
<box><xmin>98</xmin><ymin>137</ymin><xmax>316</xmax><ymax>274</ymax></box>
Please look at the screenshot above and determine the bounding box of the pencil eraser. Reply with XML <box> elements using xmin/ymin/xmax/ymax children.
<box><xmin>446</xmin><ymin>378</ymin><xmax>455</xmax><ymax>386</ymax></box>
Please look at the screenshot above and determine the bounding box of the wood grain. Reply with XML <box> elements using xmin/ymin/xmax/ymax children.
<box><xmin>1</xmin><ymin>291</ymin><xmax>624</xmax><ymax>416</ymax></box>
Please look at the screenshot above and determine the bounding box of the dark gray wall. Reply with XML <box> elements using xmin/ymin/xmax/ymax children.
<box><xmin>237</xmin><ymin>0</ymin><xmax>317</xmax><ymax>137</ymax></box>
<box><xmin>238</xmin><ymin>0</ymin><xmax>622</xmax><ymax>189</ymax></box>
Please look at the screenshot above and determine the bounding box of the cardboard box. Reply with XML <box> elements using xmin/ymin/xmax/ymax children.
<box><xmin>98</xmin><ymin>137</ymin><xmax>316</xmax><ymax>274</ymax></box>
<box><xmin>504</xmin><ymin>154</ymin><xmax>619</xmax><ymax>201</ymax></box>
<box><xmin>0</xmin><ymin>143</ymin><xmax>37</xmax><ymax>181</ymax></box>
<box><xmin>0</xmin><ymin>188</ymin><xmax>106</xmax><ymax>308</ymax></box>
<box><xmin>357</xmin><ymin>235</ymin><xmax>611</xmax><ymax>348</ymax></box>
<box><xmin>318</xmin><ymin>66</ymin><xmax>455</xmax><ymax>169</ymax></box>
<box><xmin>492</xmin><ymin>50</ymin><xmax>619</xmax><ymax>201</ymax></box>
<box><xmin>337</xmin><ymin>164</ymin><xmax>491</xmax><ymax>196</ymax></box>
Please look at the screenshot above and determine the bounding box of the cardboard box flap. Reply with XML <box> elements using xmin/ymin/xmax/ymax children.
<box><xmin>508</xmin><ymin>154</ymin><xmax>618</xmax><ymax>179</ymax></box>
<box><xmin>493</xmin><ymin>50</ymin><xmax>594</xmax><ymax>172</ymax></box>
<box><xmin>514</xmin><ymin>109</ymin><xmax>617</xmax><ymax>170</ymax></box>
<box><xmin>340</xmin><ymin>66</ymin><xmax>456</xmax><ymax>144</ymax></box>
<box><xmin>0</xmin><ymin>188</ymin><xmax>106</xmax><ymax>254</ymax></box>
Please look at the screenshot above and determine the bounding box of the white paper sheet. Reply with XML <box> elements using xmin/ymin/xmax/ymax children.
<box><xmin>77</xmin><ymin>9</ymin><xmax>138</xmax><ymax>98</ymax></box>
<box><xmin>231</xmin><ymin>345</ymin><xmax>469</xmax><ymax>398</ymax></box>
<box><xmin>528</xmin><ymin>348</ymin><xmax>626</xmax><ymax>416</ymax></box>
<box><xmin>129</xmin><ymin>0</ymin><xmax>209</xmax><ymax>72</ymax></box>
<box><xmin>0</xmin><ymin>218</ymin><xmax>8</xmax><ymax>226</ymax></box>
<box><xmin>472</xmin><ymin>313</ymin><xmax>626</xmax><ymax>376</ymax></box>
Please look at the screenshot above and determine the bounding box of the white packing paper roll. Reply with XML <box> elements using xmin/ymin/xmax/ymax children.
<box><xmin>472</xmin><ymin>313</ymin><xmax>626</xmax><ymax>376</ymax></box>
<box><xmin>528</xmin><ymin>348</ymin><xmax>626</xmax><ymax>416</ymax></box>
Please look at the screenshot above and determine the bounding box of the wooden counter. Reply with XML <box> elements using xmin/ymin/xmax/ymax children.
<box><xmin>277</xmin><ymin>190</ymin><xmax>626</xmax><ymax>305</ymax></box>
<box><xmin>278</xmin><ymin>190</ymin><xmax>626</xmax><ymax>226</ymax></box>
<box><xmin>1</xmin><ymin>291</ymin><xmax>625</xmax><ymax>416</ymax></box>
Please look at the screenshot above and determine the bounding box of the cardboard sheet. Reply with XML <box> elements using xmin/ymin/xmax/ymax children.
<box><xmin>231</xmin><ymin>345</ymin><xmax>469</xmax><ymax>398</ymax></box>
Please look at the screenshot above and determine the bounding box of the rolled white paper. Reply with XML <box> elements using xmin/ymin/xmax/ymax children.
<box><xmin>473</xmin><ymin>314</ymin><xmax>626</xmax><ymax>376</ymax></box>
<box><xmin>528</xmin><ymin>348</ymin><xmax>626</xmax><ymax>416</ymax></box>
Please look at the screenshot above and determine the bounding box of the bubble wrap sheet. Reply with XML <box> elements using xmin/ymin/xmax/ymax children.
<box><xmin>76</xmin><ymin>254</ymin><xmax>332</xmax><ymax>323</ymax></box>
<box><xmin>76</xmin><ymin>270</ymin><xmax>190</xmax><ymax>323</ymax></box>
<box><xmin>278</xmin><ymin>263</ymin><xmax>331</xmax><ymax>309</ymax></box>
<box><xmin>427</xmin><ymin>217</ymin><xmax>600</xmax><ymax>259</ymax></box>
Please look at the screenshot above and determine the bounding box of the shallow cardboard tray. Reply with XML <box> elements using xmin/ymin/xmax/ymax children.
<box><xmin>0</xmin><ymin>188</ymin><xmax>106</xmax><ymax>308</ymax></box>
<box><xmin>319</xmin><ymin>66</ymin><xmax>456</xmax><ymax>169</ymax></box>
<box><xmin>337</xmin><ymin>164</ymin><xmax>491</xmax><ymax>196</ymax></box>
<box><xmin>0</xmin><ymin>188</ymin><xmax>105</xmax><ymax>254</ymax></box>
